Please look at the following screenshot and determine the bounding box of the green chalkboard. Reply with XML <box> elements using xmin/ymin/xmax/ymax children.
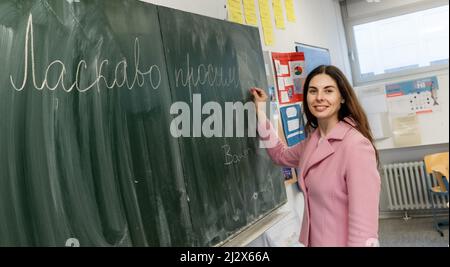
<box><xmin>158</xmin><ymin>7</ymin><xmax>287</xmax><ymax>246</ymax></box>
<box><xmin>0</xmin><ymin>0</ymin><xmax>286</xmax><ymax>247</ymax></box>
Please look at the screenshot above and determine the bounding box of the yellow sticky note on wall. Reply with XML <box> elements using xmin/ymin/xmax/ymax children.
<box><xmin>227</xmin><ymin>0</ymin><xmax>244</xmax><ymax>24</ymax></box>
<box><xmin>243</xmin><ymin>0</ymin><xmax>258</xmax><ymax>26</ymax></box>
<box><xmin>258</xmin><ymin>0</ymin><xmax>274</xmax><ymax>46</ymax></box>
<box><xmin>285</xmin><ymin>0</ymin><xmax>296</xmax><ymax>22</ymax></box>
<box><xmin>273</xmin><ymin>0</ymin><xmax>285</xmax><ymax>29</ymax></box>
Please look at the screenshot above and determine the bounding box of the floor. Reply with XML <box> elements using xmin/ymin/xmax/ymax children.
<box><xmin>379</xmin><ymin>216</ymin><xmax>449</xmax><ymax>247</ymax></box>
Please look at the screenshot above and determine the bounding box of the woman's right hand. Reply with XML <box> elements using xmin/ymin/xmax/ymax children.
<box><xmin>249</xmin><ymin>87</ymin><xmax>269</xmax><ymax>120</ymax></box>
<box><xmin>250</xmin><ymin>87</ymin><xmax>268</xmax><ymax>107</ymax></box>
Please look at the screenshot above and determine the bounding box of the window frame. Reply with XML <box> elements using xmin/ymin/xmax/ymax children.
<box><xmin>343</xmin><ymin>0</ymin><xmax>449</xmax><ymax>86</ymax></box>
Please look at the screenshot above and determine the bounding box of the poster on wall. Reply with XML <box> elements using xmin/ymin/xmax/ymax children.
<box><xmin>279</xmin><ymin>103</ymin><xmax>305</xmax><ymax>146</ymax></box>
<box><xmin>385</xmin><ymin>76</ymin><xmax>440</xmax><ymax>115</ymax></box>
<box><xmin>279</xmin><ymin>103</ymin><xmax>305</xmax><ymax>186</ymax></box>
<box><xmin>391</xmin><ymin>114</ymin><xmax>422</xmax><ymax>147</ymax></box>
<box><xmin>295</xmin><ymin>43</ymin><xmax>331</xmax><ymax>76</ymax></box>
<box><xmin>274</xmin><ymin>115</ymin><xmax>300</xmax><ymax>186</ymax></box>
<box><xmin>272</xmin><ymin>52</ymin><xmax>306</xmax><ymax>105</ymax></box>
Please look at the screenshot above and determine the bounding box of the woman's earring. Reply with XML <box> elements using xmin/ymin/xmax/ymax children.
<box><xmin>341</xmin><ymin>99</ymin><xmax>345</xmax><ymax>104</ymax></box>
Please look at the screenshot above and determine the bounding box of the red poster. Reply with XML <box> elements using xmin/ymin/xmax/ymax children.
<box><xmin>271</xmin><ymin>52</ymin><xmax>306</xmax><ymax>104</ymax></box>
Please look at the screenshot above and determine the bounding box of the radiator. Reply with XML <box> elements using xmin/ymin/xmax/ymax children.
<box><xmin>382</xmin><ymin>161</ymin><xmax>448</xmax><ymax>211</ymax></box>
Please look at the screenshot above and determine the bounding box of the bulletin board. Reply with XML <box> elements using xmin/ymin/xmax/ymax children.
<box><xmin>355</xmin><ymin>72</ymin><xmax>449</xmax><ymax>150</ymax></box>
<box><xmin>295</xmin><ymin>43</ymin><xmax>331</xmax><ymax>76</ymax></box>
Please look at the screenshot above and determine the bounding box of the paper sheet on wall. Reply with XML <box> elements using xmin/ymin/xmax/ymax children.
<box><xmin>356</xmin><ymin>85</ymin><xmax>390</xmax><ymax>140</ymax></box>
<box><xmin>285</xmin><ymin>0</ymin><xmax>296</xmax><ymax>22</ymax></box>
<box><xmin>277</xmin><ymin>77</ymin><xmax>285</xmax><ymax>91</ymax></box>
<box><xmin>289</xmin><ymin>60</ymin><xmax>306</xmax><ymax>94</ymax></box>
<box><xmin>287</xmin><ymin>119</ymin><xmax>299</xmax><ymax>131</ymax></box>
<box><xmin>387</xmin><ymin>96</ymin><xmax>415</xmax><ymax>115</ymax></box>
<box><xmin>367</xmin><ymin>113</ymin><xmax>391</xmax><ymax>140</ymax></box>
<box><xmin>279</xmin><ymin>64</ymin><xmax>289</xmax><ymax>75</ymax></box>
<box><xmin>227</xmin><ymin>0</ymin><xmax>244</xmax><ymax>24</ymax></box>
<box><xmin>272</xmin><ymin>0</ymin><xmax>285</xmax><ymax>29</ymax></box>
<box><xmin>280</xmin><ymin>91</ymin><xmax>289</xmax><ymax>103</ymax></box>
<box><xmin>386</xmin><ymin>76</ymin><xmax>440</xmax><ymax>115</ymax></box>
<box><xmin>392</xmin><ymin>115</ymin><xmax>421</xmax><ymax>147</ymax></box>
<box><xmin>243</xmin><ymin>0</ymin><xmax>258</xmax><ymax>26</ymax></box>
<box><xmin>285</xmin><ymin>106</ymin><xmax>297</xmax><ymax>118</ymax></box>
<box><xmin>258</xmin><ymin>0</ymin><xmax>274</xmax><ymax>46</ymax></box>
<box><xmin>361</xmin><ymin>94</ymin><xmax>388</xmax><ymax>114</ymax></box>
<box><xmin>272</xmin><ymin>52</ymin><xmax>305</xmax><ymax>104</ymax></box>
<box><xmin>358</xmin><ymin>86</ymin><xmax>388</xmax><ymax>114</ymax></box>
<box><xmin>284</xmin><ymin>77</ymin><xmax>293</xmax><ymax>87</ymax></box>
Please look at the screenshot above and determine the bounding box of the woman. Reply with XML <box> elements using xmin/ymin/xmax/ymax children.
<box><xmin>251</xmin><ymin>65</ymin><xmax>381</xmax><ymax>247</ymax></box>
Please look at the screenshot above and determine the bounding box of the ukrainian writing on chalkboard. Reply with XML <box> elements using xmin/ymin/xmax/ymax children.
<box><xmin>10</xmin><ymin>15</ymin><xmax>162</xmax><ymax>93</ymax></box>
<box><xmin>175</xmin><ymin>54</ymin><xmax>240</xmax><ymax>91</ymax></box>
<box><xmin>0</xmin><ymin>0</ymin><xmax>286</xmax><ymax>247</ymax></box>
<box><xmin>222</xmin><ymin>144</ymin><xmax>252</xmax><ymax>166</ymax></box>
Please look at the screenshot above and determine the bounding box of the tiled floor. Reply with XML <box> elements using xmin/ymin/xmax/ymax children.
<box><xmin>379</xmin><ymin>216</ymin><xmax>449</xmax><ymax>247</ymax></box>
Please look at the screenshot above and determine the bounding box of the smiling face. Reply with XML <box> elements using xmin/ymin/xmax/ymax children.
<box><xmin>306</xmin><ymin>74</ymin><xmax>343</xmax><ymax>123</ymax></box>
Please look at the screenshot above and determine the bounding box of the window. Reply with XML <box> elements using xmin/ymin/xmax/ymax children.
<box><xmin>345</xmin><ymin>3</ymin><xmax>449</xmax><ymax>85</ymax></box>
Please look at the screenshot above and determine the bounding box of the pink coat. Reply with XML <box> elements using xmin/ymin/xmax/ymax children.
<box><xmin>258</xmin><ymin>117</ymin><xmax>381</xmax><ymax>247</ymax></box>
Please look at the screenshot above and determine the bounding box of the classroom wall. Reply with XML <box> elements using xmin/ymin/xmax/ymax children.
<box><xmin>139</xmin><ymin>0</ymin><xmax>352</xmax><ymax>245</ymax></box>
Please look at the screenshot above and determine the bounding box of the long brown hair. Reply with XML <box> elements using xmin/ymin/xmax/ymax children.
<box><xmin>302</xmin><ymin>65</ymin><xmax>379</xmax><ymax>165</ymax></box>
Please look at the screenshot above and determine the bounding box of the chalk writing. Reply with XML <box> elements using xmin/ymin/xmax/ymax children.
<box><xmin>175</xmin><ymin>54</ymin><xmax>239</xmax><ymax>101</ymax></box>
<box><xmin>9</xmin><ymin>14</ymin><xmax>161</xmax><ymax>93</ymax></box>
<box><xmin>222</xmin><ymin>144</ymin><xmax>251</xmax><ymax>166</ymax></box>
